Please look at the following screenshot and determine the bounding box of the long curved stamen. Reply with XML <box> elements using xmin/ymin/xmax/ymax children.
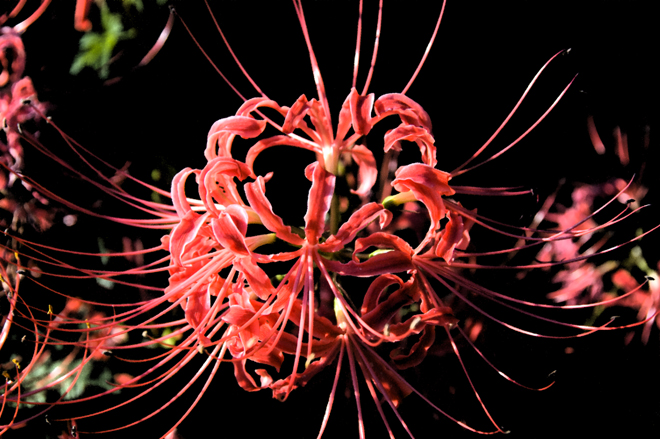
<box><xmin>360</xmin><ymin>0</ymin><xmax>384</xmax><ymax>95</ymax></box>
<box><xmin>292</xmin><ymin>0</ymin><xmax>332</xmax><ymax>134</ymax></box>
<box><xmin>401</xmin><ymin>0</ymin><xmax>447</xmax><ymax>95</ymax></box>
<box><xmin>203</xmin><ymin>0</ymin><xmax>268</xmax><ymax>99</ymax></box>
<box><xmin>451</xmin><ymin>50</ymin><xmax>569</xmax><ymax>176</ymax></box>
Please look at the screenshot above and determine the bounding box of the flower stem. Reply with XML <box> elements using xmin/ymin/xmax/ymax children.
<box><xmin>330</xmin><ymin>193</ymin><xmax>339</xmax><ymax>236</ymax></box>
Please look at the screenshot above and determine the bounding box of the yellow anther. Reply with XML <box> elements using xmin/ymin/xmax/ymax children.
<box><xmin>2</xmin><ymin>371</ymin><xmax>10</xmax><ymax>380</ymax></box>
<box><xmin>11</xmin><ymin>359</ymin><xmax>20</xmax><ymax>369</ymax></box>
<box><xmin>85</xmin><ymin>319</ymin><xmax>90</xmax><ymax>329</ymax></box>
<box><xmin>48</xmin><ymin>304</ymin><xmax>53</xmax><ymax>315</ymax></box>
<box><xmin>304</xmin><ymin>353</ymin><xmax>316</xmax><ymax>369</ymax></box>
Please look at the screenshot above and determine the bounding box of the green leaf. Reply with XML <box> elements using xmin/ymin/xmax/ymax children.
<box><xmin>70</xmin><ymin>3</ymin><xmax>136</xmax><ymax>79</ymax></box>
<box><xmin>123</xmin><ymin>0</ymin><xmax>144</xmax><ymax>12</ymax></box>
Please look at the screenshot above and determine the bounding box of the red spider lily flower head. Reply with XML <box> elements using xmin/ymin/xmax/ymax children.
<box><xmin>0</xmin><ymin>25</ymin><xmax>47</xmax><ymax>177</ymax></box>
<box><xmin>610</xmin><ymin>263</ymin><xmax>660</xmax><ymax>344</ymax></box>
<box><xmin>0</xmin><ymin>27</ymin><xmax>25</xmax><ymax>88</ymax></box>
<box><xmin>1</xmin><ymin>1</ymin><xmax>658</xmax><ymax>438</ymax></box>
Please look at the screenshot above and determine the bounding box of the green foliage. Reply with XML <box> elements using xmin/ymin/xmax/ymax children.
<box><xmin>57</xmin><ymin>359</ymin><xmax>108</xmax><ymax>400</ymax></box>
<box><xmin>15</xmin><ymin>355</ymin><xmax>114</xmax><ymax>405</ymax></box>
<box><xmin>123</xmin><ymin>0</ymin><xmax>144</xmax><ymax>12</ymax></box>
<box><xmin>97</xmin><ymin>237</ymin><xmax>110</xmax><ymax>266</ymax></box>
<box><xmin>70</xmin><ymin>4</ymin><xmax>136</xmax><ymax>79</ymax></box>
<box><xmin>157</xmin><ymin>327</ymin><xmax>182</xmax><ymax>348</ymax></box>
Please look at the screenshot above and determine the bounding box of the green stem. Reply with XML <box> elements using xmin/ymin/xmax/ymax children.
<box><xmin>330</xmin><ymin>193</ymin><xmax>339</xmax><ymax>236</ymax></box>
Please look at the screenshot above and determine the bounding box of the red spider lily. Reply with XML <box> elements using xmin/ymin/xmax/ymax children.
<box><xmin>536</xmin><ymin>114</ymin><xmax>659</xmax><ymax>344</ymax></box>
<box><xmin>0</xmin><ymin>1</ymin><xmax>657</xmax><ymax>438</ymax></box>
<box><xmin>609</xmin><ymin>263</ymin><xmax>660</xmax><ymax>344</ymax></box>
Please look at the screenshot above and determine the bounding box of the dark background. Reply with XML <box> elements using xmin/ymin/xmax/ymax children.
<box><xmin>6</xmin><ymin>0</ymin><xmax>658</xmax><ymax>438</ymax></box>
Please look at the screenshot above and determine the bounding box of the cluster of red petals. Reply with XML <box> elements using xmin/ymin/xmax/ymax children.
<box><xmin>142</xmin><ymin>60</ymin><xmax>659</xmax><ymax>435</ymax></box>
<box><xmin>535</xmin><ymin>179</ymin><xmax>659</xmax><ymax>343</ymax></box>
<box><xmin>118</xmin><ymin>63</ymin><xmax>656</xmax><ymax>436</ymax></box>
<box><xmin>154</xmin><ymin>79</ymin><xmax>497</xmax><ymax>434</ymax></box>
<box><xmin>0</xmin><ymin>28</ymin><xmax>51</xmax><ymax>238</ymax></box>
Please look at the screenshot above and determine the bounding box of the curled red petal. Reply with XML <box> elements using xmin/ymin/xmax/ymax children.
<box><xmin>349</xmin><ymin>88</ymin><xmax>375</xmax><ymax>135</ymax></box>
<box><xmin>390</xmin><ymin>326</ymin><xmax>436</xmax><ymax>369</ymax></box>
<box><xmin>74</xmin><ymin>0</ymin><xmax>93</xmax><ymax>32</ymax></box>
<box><xmin>374</xmin><ymin>93</ymin><xmax>433</xmax><ymax>132</ymax></box>
<box><xmin>361</xmin><ymin>274</ymin><xmax>405</xmax><ymax>315</ymax></box>
<box><xmin>236</xmin><ymin>97</ymin><xmax>287</xmax><ymax>118</ymax></box>
<box><xmin>384</xmin><ymin>124</ymin><xmax>437</xmax><ymax>167</ymax></box>
<box><xmin>319</xmin><ymin>202</ymin><xmax>391</xmax><ymax>253</ymax></box>
<box><xmin>335</xmin><ymin>92</ymin><xmax>353</xmax><ymax>142</ymax></box>
<box><xmin>184</xmin><ymin>289</ymin><xmax>210</xmax><ymax>335</ymax></box>
<box><xmin>282</xmin><ymin>94</ymin><xmax>312</xmax><ymax>134</ymax></box>
<box><xmin>362</xmin><ymin>278</ymin><xmax>417</xmax><ymax>331</ymax></box>
<box><xmin>435</xmin><ymin>210</ymin><xmax>465</xmax><ymax>263</ymax></box>
<box><xmin>224</xmin><ymin>204</ymin><xmax>249</xmax><ymax>236</ymax></box>
<box><xmin>211</xmin><ymin>212</ymin><xmax>250</xmax><ymax>258</ymax></box>
<box><xmin>171</xmin><ymin>168</ymin><xmax>197</xmax><ymax>217</ymax></box>
<box><xmin>353</xmin><ymin>232</ymin><xmax>415</xmax><ymax>260</ymax></box>
<box><xmin>323</xmin><ymin>250</ymin><xmax>414</xmax><ymax>278</ymax></box>
<box><xmin>233</xmin><ymin>258</ymin><xmax>277</xmax><ymax>300</ymax></box>
<box><xmin>392</xmin><ymin>163</ymin><xmax>454</xmax><ymax>230</ymax></box>
<box><xmin>244</xmin><ymin>177</ymin><xmax>305</xmax><ymax>246</ymax></box>
<box><xmin>223</xmin><ymin>293</ymin><xmax>259</xmax><ymax>327</ymax></box>
<box><xmin>349</xmin><ymin>144</ymin><xmax>378</xmax><ymax>198</ymax></box>
<box><xmin>305</xmin><ymin>99</ymin><xmax>333</xmax><ymax>144</ymax></box>
<box><xmin>323</xmin><ymin>232</ymin><xmax>414</xmax><ymax>276</ymax></box>
<box><xmin>304</xmin><ymin>162</ymin><xmax>335</xmax><ymax>245</ymax></box>
<box><xmin>387</xmin><ymin>307</ymin><xmax>458</xmax><ymax>339</ymax></box>
<box><xmin>245</xmin><ymin>135</ymin><xmax>318</xmax><ymax>175</ymax></box>
<box><xmin>198</xmin><ymin>157</ymin><xmax>251</xmax><ymax>214</ymax></box>
<box><xmin>233</xmin><ymin>359</ymin><xmax>261</xmax><ymax>392</ymax></box>
<box><xmin>205</xmin><ymin>116</ymin><xmax>267</xmax><ymax>160</ymax></box>
<box><xmin>169</xmin><ymin>211</ymin><xmax>210</xmax><ymax>267</ymax></box>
